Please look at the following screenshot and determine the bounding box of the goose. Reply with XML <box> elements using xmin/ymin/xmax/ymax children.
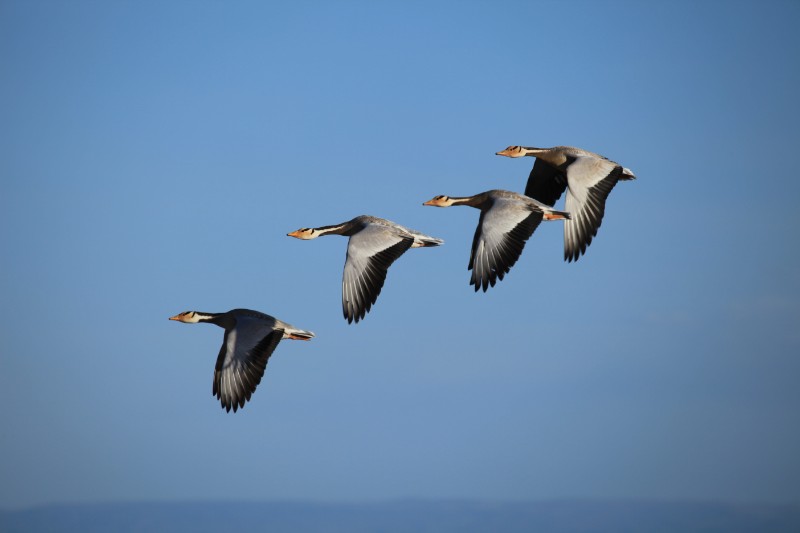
<box><xmin>287</xmin><ymin>215</ymin><xmax>443</xmax><ymax>323</ymax></box>
<box><xmin>169</xmin><ymin>308</ymin><xmax>314</xmax><ymax>413</ymax></box>
<box><xmin>423</xmin><ymin>189</ymin><xmax>570</xmax><ymax>292</ymax></box>
<box><xmin>495</xmin><ymin>145</ymin><xmax>636</xmax><ymax>262</ymax></box>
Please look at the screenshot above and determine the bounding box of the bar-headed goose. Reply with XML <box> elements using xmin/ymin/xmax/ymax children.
<box><xmin>496</xmin><ymin>145</ymin><xmax>635</xmax><ymax>262</ymax></box>
<box><xmin>169</xmin><ymin>308</ymin><xmax>314</xmax><ymax>413</ymax></box>
<box><xmin>423</xmin><ymin>189</ymin><xmax>569</xmax><ymax>292</ymax></box>
<box><xmin>288</xmin><ymin>215</ymin><xmax>443</xmax><ymax>323</ymax></box>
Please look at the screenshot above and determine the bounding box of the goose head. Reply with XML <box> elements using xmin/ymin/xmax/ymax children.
<box><xmin>287</xmin><ymin>228</ymin><xmax>320</xmax><ymax>240</ymax></box>
<box><xmin>495</xmin><ymin>145</ymin><xmax>528</xmax><ymax>158</ymax></box>
<box><xmin>423</xmin><ymin>195</ymin><xmax>456</xmax><ymax>207</ymax></box>
<box><xmin>169</xmin><ymin>311</ymin><xmax>211</xmax><ymax>323</ymax></box>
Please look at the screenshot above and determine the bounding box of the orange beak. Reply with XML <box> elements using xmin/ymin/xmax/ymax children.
<box><xmin>168</xmin><ymin>314</ymin><xmax>181</xmax><ymax>321</ymax></box>
<box><xmin>287</xmin><ymin>230</ymin><xmax>302</xmax><ymax>238</ymax></box>
<box><xmin>496</xmin><ymin>148</ymin><xmax>513</xmax><ymax>157</ymax></box>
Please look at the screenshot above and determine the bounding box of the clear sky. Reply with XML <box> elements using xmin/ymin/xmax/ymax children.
<box><xmin>1</xmin><ymin>0</ymin><xmax>799</xmax><ymax>509</ymax></box>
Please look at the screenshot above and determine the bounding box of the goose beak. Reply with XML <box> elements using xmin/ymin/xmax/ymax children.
<box><xmin>422</xmin><ymin>199</ymin><xmax>436</xmax><ymax>206</ymax></box>
<box><xmin>496</xmin><ymin>149</ymin><xmax>512</xmax><ymax>157</ymax></box>
<box><xmin>287</xmin><ymin>230</ymin><xmax>301</xmax><ymax>238</ymax></box>
<box><xmin>168</xmin><ymin>314</ymin><xmax>181</xmax><ymax>321</ymax></box>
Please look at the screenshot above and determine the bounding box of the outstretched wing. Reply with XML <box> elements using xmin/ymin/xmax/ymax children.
<box><xmin>525</xmin><ymin>157</ymin><xmax>568</xmax><ymax>206</ymax></box>
<box><xmin>342</xmin><ymin>224</ymin><xmax>414</xmax><ymax>323</ymax></box>
<box><xmin>469</xmin><ymin>197</ymin><xmax>543</xmax><ymax>292</ymax></box>
<box><xmin>563</xmin><ymin>156</ymin><xmax>623</xmax><ymax>262</ymax></box>
<box><xmin>213</xmin><ymin>314</ymin><xmax>283</xmax><ymax>413</ymax></box>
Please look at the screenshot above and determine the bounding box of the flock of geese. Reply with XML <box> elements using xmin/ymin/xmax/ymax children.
<box><xmin>171</xmin><ymin>144</ymin><xmax>636</xmax><ymax>412</ymax></box>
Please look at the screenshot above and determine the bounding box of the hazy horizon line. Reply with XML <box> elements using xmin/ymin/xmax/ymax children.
<box><xmin>4</xmin><ymin>496</ymin><xmax>800</xmax><ymax>513</ymax></box>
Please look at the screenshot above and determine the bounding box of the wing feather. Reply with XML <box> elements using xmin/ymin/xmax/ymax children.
<box><xmin>525</xmin><ymin>158</ymin><xmax>568</xmax><ymax>206</ymax></box>
<box><xmin>213</xmin><ymin>317</ymin><xmax>283</xmax><ymax>413</ymax></box>
<box><xmin>469</xmin><ymin>198</ymin><xmax>544</xmax><ymax>292</ymax></box>
<box><xmin>563</xmin><ymin>156</ymin><xmax>623</xmax><ymax>262</ymax></box>
<box><xmin>342</xmin><ymin>225</ymin><xmax>414</xmax><ymax>323</ymax></box>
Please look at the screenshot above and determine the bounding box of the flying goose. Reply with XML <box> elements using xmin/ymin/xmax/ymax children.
<box><xmin>496</xmin><ymin>145</ymin><xmax>636</xmax><ymax>262</ymax></box>
<box><xmin>169</xmin><ymin>308</ymin><xmax>314</xmax><ymax>413</ymax></box>
<box><xmin>287</xmin><ymin>215</ymin><xmax>443</xmax><ymax>323</ymax></box>
<box><xmin>423</xmin><ymin>189</ymin><xmax>569</xmax><ymax>292</ymax></box>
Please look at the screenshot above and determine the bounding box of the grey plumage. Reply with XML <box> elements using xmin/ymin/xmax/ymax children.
<box><xmin>497</xmin><ymin>145</ymin><xmax>636</xmax><ymax>262</ymax></box>
<box><xmin>288</xmin><ymin>215</ymin><xmax>443</xmax><ymax>323</ymax></box>
<box><xmin>170</xmin><ymin>309</ymin><xmax>314</xmax><ymax>413</ymax></box>
<box><xmin>423</xmin><ymin>190</ymin><xmax>570</xmax><ymax>292</ymax></box>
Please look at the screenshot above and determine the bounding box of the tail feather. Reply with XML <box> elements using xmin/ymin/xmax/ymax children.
<box><xmin>411</xmin><ymin>234</ymin><xmax>445</xmax><ymax>248</ymax></box>
<box><xmin>621</xmin><ymin>167</ymin><xmax>636</xmax><ymax>180</ymax></box>
<box><xmin>420</xmin><ymin>236</ymin><xmax>444</xmax><ymax>247</ymax></box>
<box><xmin>285</xmin><ymin>328</ymin><xmax>315</xmax><ymax>341</ymax></box>
<box><xmin>543</xmin><ymin>209</ymin><xmax>571</xmax><ymax>221</ymax></box>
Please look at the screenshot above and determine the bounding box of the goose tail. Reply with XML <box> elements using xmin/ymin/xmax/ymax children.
<box><xmin>621</xmin><ymin>167</ymin><xmax>636</xmax><ymax>180</ymax></box>
<box><xmin>543</xmin><ymin>208</ymin><xmax>571</xmax><ymax>221</ymax></box>
<box><xmin>410</xmin><ymin>232</ymin><xmax>445</xmax><ymax>248</ymax></box>
<box><xmin>284</xmin><ymin>328</ymin><xmax>315</xmax><ymax>341</ymax></box>
<box><xmin>418</xmin><ymin>235</ymin><xmax>444</xmax><ymax>247</ymax></box>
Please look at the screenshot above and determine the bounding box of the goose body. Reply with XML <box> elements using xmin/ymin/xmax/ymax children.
<box><xmin>496</xmin><ymin>145</ymin><xmax>635</xmax><ymax>262</ymax></box>
<box><xmin>288</xmin><ymin>215</ymin><xmax>443</xmax><ymax>323</ymax></box>
<box><xmin>423</xmin><ymin>189</ymin><xmax>569</xmax><ymax>292</ymax></box>
<box><xmin>169</xmin><ymin>308</ymin><xmax>314</xmax><ymax>413</ymax></box>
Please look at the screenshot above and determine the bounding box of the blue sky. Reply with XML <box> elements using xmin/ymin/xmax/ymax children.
<box><xmin>1</xmin><ymin>0</ymin><xmax>799</xmax><ymax>509</ymax></box>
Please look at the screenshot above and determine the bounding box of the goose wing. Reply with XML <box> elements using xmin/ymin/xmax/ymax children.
<box><xmin>525</xmin><ymin>157</ymin><xmax>568</xmax><ymax>206</ymax></box>
<box><xmin>342</xmin><ymin>224</ymin><xmax>414</xmax><ymax>323</ymax></box>
<box><xmin>563</xmin><ymin>155</ymin><xmax>623</xmax><ymax>262</ymax></box>
<box><xmin>213</xmin><ymin>314</ymin><xmax>282</xmax><ymax>412</ymax></box>
<box><xmin>469</xmin><ymin>197</ymin><xmax>543</xmax><ymax>292</ymax></box>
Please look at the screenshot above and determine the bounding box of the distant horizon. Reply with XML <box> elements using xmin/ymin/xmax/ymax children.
<box><xmin>6</xmin><ymin>496</ymin><xmax>800</xmax><ymax>512</ymax></box>
<box><xmin>4</xmin><ymin>500</ymin><xmax>800</xmax><ymax>533</ymax></box>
